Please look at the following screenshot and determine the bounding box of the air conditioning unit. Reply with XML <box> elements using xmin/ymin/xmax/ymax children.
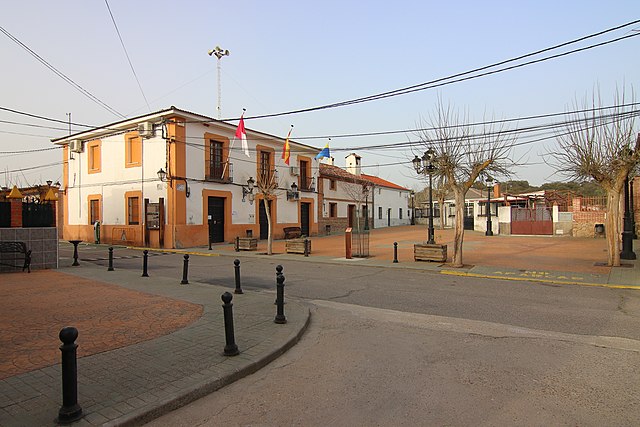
<box><xmin>137</xmin><ymin>121</ymin><xmax>155</xmax><ymax>138</ymax></box>
<box><xmin>289</xmin><ymin>166</ymin><xmax>299</xmax><ymax>176</ymax></box>
<box><xmin>69</xmin><ymin>140</ymin><xmax>84</xmax><ymax>153</ymax></box>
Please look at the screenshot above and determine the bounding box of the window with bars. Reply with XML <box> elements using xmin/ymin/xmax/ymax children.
<box><xmin>208</xmin><ymin>139</ymin><xmax>224</xmax><ymax>179</ymax></box>
<box><xmin>89</xmin><ymin>198</ymin><xmax>100</xmax><ymax>225</ymax></box>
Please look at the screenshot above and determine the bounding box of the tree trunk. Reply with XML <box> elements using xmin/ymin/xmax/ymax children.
<box><xmin>438</xmin><ymin>195</ymin><xmax>446</xmax><ymax>229</ymax></box>
<box><xmin>605</xmin><ymin>176</ymin><xmax>627</xmax><ymax>267</ymax></box>
<box><xmin>451</xmin><ymin>189</ymin><xmax>466</xmax><ymax>267</ymax></box>
<box><xmin>265</xmin><ymin>197</ymin><xmax>273</xmax><ymax>255</ymax></box>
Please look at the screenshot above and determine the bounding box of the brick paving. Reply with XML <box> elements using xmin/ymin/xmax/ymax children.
<box><xmin>0</xmin><ymin>265</ymin><xmax>309</xmax><ymax>427</ymax></box>
<box><xmin>0</xmin><ymin>271</ymin><xmax>202</xmax><ymax>380</ymax></box>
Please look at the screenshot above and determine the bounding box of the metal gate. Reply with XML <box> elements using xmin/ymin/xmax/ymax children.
<box><xmin>22</xmin><ymin>201</ymin><xmax>54</xmax><ymax>227</ymax></box>
<box><xmin>511</xmin><ymin>207</ymin><xmax>552</xmax><ymax>235</ymax></box>
<box><xmin>0</xmin><ymin>202</ymin><xmax>10</xmax><ymax>227</ymax></box>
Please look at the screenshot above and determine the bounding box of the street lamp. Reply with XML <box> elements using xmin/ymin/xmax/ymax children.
<box><xmin>485</xmin><ymin>175</ymin><xmax>494</xmax><ymax>236</ymax></box>
<box><xmin>207</xmin><ymin>46</ymin><xmax>230</xmax><ymax>119</ymax></box>
<box><xmin>413</xmin><ymin>147</ymin><xmax>436</xmax><ymax>244</ymax></box>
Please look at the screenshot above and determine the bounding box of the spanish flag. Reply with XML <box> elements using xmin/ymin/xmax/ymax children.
<box><xmin>281</xmin><ymin>125</ymin><xmax>293</xmax><ymax>165</ymax></box>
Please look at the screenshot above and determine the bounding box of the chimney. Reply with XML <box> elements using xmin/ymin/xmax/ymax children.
<box><xmin>345</xmin><ymin>153</ymin><xmax>361</xmax><ymax>176</ymax></box>
<box><xmin>493</xmin><ymin>182</ymin><xmax>501</xmax><ymax>199</ymax></box>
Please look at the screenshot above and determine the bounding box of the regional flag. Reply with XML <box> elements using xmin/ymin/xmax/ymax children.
<box><xmin>282</xmin><ymin>125</ymin><xmax>293</xmax><ymax>165</ymax></box>
<box><xmin>235</xmin><ymin>113</ymin><xmax>250</xmax><ymax>157</ymax></box>
<box><xmin>315</xmin><ymin>140</ymin><xmax>331</xmax><ymax>160</ymax></box>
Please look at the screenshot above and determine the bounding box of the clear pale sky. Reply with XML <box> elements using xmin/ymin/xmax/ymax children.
<box><xmin>1</xmin><ymin>1</ymin><xmax>639</xmax><ymax>190</ymax></box>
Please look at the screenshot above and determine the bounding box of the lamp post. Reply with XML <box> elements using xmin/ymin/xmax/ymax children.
<box><xmin>207</xmin><ymin>46</ymin><xmax>230</xmax><ymax>119</ymax></box>
<box><xmin>363</xmin><ymin>185</ymin><xmax>369</xmax><ymax>230</ymax></box>
<box><xmin>413</xmin><ymin>147</ymin><xmax>436</xmax><ymax>244</ymax></box>
<box><xmin>485</xmin><ymin>175</ymin><xmax>494</xmax><ymax>236</ymax></box>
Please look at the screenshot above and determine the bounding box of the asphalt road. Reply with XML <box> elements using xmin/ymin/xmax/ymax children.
<box><xmin>60</xmin><ymin>244</ymin><xmax>640</xmax><ymax>425</ymax></box>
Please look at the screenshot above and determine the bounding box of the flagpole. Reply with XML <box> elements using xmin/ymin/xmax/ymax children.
<box><xmin>222</xmin><ymin>108</ymin><xmax>246</xmax><ymax>179</ymax></box>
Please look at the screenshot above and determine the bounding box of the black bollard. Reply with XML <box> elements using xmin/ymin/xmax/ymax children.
<box><xmin>304</xmin><ymin>238</ymin><xmax>310</xmax><ymax>257</ymax></box>
<box><xmin>107</xmin><ymin>247</ymin><xmax>114</xmax><ymax>271</ymax></box>
<box><xmin>274</xmin><ymin>265</ymin><xmax>284</xmax><ymax>305</ymax></box>
<box><xmin>221</xmin><ymin>292</ymin><xmax>240</xmax><ymax>356</ymax></box>
<box><xmin>180</xmin><ymin>254</ymin><xmax>189</xmax><ymax>285</ymax></box>
<box><xmin>393</xmin><ymin>242</ymin><xmax>398</xmax><ymax>263</ymax></box>
<box><xmin>275</xmin><ymin>271</ymin><xmax>287</xmax><ymax>324</ymax></box>
<box><xmin>57</xmin><ymin>327</ymin><xmax>82</xmax><ymax>424</ymax></box>
<box><xmin>234</xmin><ymin>259</ymin><xmax>243</xmax><ymax>294</ymax></box>
<box><xmin>235</xmin><ymin>236</ymin><xmax>240</xmax><ymax>252</ymax></box>
<box><xmin>142</xmin><ymin>250</ymin><xmax>149</xmax><ymax>277</ymax></box>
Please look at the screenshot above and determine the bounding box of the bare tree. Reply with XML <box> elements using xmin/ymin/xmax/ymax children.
<box><xmin>548</xmin><ymin>88</ymin><xmax>639</xmax><ymax>266</ymax></box>
<box><xmin>415</xmin><ymin>99</ymin><xmax>517</xmax><ymax>267</ymax></box>
<box><xmin>255</xmin><ymin>165</ymin><xmax>280</xmax><ymax>255</ymax></box>
<box><xmin>342</xmin><ymin>176</ymin><xmax>371</xmax><ymax>233</ymax></box>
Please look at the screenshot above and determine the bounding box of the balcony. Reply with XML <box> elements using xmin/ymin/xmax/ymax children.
<box><xmin>257</xmin><ymin>169</ymin><xmax>278</xmax><ymax>188</ymax></box>
<box><xmin>298</xmin><ymin>176</ymin><xmax>316</xmax><ymax>192</ymax></box>
<box><xmin>206</xmin><ymin>162</ymin><xmax>233</xmax><ymax>183</ymax></box>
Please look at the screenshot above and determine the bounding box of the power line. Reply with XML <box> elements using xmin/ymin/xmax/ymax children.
<box><xmin>210</xmin><ymin>20</ymin><xmax>640</xmax><ymax>122</ymax></box>
<box><xmin>104</xmin><ymin>0</ymin><xmax>151</xmax><ymax>112</ymax></box>
<box><xmin>0</xmin><ymin>25</ymin><xmax>126</xmax><ymax>119</ymax></box>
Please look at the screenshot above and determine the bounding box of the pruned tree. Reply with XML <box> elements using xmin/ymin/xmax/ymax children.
<box><xmin>256</xmin><ymin>166</ymin><xmax>280</xmax><ymax>255</ymax></box>
<box><xmin>343</xmin><ymin>175</ymin><xmax>371</xmax><ymax>233</ymax></box>
<box><xmin>547</xmin><ymin>88</ymin><xmax>639</xmax><ymax>266</ymax></box>
<box><xmin>415</xmin><ymin>99</ymin><xmax>517</xmax><ymax>267</ymax></box>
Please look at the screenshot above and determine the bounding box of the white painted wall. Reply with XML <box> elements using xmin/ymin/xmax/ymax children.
<box><xmin>372</xmin><ymin>186</ymin><xmax>411</xmax><ymax>228</ymax></box>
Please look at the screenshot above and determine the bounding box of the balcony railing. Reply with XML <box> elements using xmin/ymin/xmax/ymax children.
<box><xmin>257</xmin><ymin>169</ymin><xmax>278</xmax><ymax>188</ymax></box>
<box><xmin>299</xmin><ymin>176</ymin><xmax>315</xmax><ymax>192</ymax></box>
<box><xmin>206</xmin><ymin>162</ymin><xmax>233</xmax><ymax>183</ymax></box>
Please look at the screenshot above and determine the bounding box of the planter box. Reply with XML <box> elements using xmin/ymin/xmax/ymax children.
<box><xmin>414</xmin><ymin>243</ymin><xmax>447</xmax><ymax>262</ymax></box>
<box><xmin>236</xmin><ymin>237</ymin><xmax>258</xmax><ymax>251</ymax></box>
<box><xmin>286</xmin><ymin>238</ymin><xmax>311</xmax><ymax>255</ymax></box>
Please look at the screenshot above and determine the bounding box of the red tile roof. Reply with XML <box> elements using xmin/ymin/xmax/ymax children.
<box><xmin>319</xmin><ymin>164</ymin><xmax>408</xmax><ymax>190</ymax></box>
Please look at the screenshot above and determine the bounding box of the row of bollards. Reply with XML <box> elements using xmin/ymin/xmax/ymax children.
<box><xmin>58</xmin><ymin>263</ymin><xmax>287</xmax><ymax>423</ymax></box>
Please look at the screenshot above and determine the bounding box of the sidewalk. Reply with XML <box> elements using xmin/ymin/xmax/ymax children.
<box><xmin>0</xmin><ymin>264</ymin><xmax>309</xmax><ymax>427</ymax></box>
<box><xmin>196</xmin><ymin>226</ymin><xmax>640</xmax><ymax>289</ymax></box>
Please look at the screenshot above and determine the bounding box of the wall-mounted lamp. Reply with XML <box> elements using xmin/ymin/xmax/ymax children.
<box><xmin>287</xmin><ymin>182</ymin><xmax>300</xmax><ymax>201</ymax></box>
<box><xmin>310</xmin><ymin>177</ymin><xmax>316</xmax><ymax>192</ymax></box>
<box><xmin>158</xmin><ymin>167</ymin><xmax>190</xmax><ymax>197</ymax></box>
<box><xmin>242</xmin><ymin>177</ymin><xmax>255</xmax><ymax>204</ymax></box>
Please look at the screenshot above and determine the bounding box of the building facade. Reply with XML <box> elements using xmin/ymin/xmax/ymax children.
<box><xmin>52</xmin><ymin>107</ymin><xmax>320</xmax><ymax>248</ymax></box>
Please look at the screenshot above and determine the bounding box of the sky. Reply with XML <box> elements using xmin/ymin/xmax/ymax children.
<box><xmin>1</xmin><ymin>0</ymin><xmax>639</xmax><ymax>191</ymax></box>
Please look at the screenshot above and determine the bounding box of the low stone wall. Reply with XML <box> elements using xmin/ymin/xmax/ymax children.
<box><xmin>0</xmin><ymin>227</ymin><xmax>58</xmax><ymax>271</ymax></box>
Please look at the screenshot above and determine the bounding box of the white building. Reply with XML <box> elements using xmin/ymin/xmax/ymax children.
<box><xmin>318</xmin><ymin>153</ymin><xmax>411</xmax><ymax>233</ymax></box>
<box><xmin>52</xmin><ymin>107</ymin><xmax>320</xmax><ymax>248</ymax></box>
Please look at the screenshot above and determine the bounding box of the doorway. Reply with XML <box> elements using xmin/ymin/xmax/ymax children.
<box><xmin>207</xmin><ymin>196</ymin><xmax>225</xmax><ymax>243</ymax></box>
<box><xmin>301</xmin><ymin>202</ymin><xmax>310</xmax><ymax>236</ymax></box>
<box><xmin>259</xmin><ymin>199</ymin><xmax>272</xmax><ymax>240</ymax></box>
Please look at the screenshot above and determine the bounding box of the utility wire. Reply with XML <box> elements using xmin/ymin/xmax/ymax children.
<box><xmin>209</xmin><ymin>20</ymin><xmax>640</xmax><ymax>122</ymax></box>
<box><xmin>104</xmin><ymin>0</ymin><xmax>151</xmax><ymax>112</ymax></box>
<box><xmin>0</xmin><ymin>25</ymin><xmax>126</xmax><ymax>119</ymax></box>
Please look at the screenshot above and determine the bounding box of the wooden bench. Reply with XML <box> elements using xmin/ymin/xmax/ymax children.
<box><xmin>414</xmin><ymin>243</ymin><xmax>447</xmax><ymax>263</ymax></box>
<box><xmin>286</xmin><ymin>238</ymin><xmax>311</xmax><ymax>255</ymax></box>
<box><xmin>283</xmin><ymin>226</ymin><xmax>302</xmax><ymax>239</ymax></box>
<box><xmin>0</xmin><ymin>241</ymin><xmax>31</xmax><ymax>272</ymax></box>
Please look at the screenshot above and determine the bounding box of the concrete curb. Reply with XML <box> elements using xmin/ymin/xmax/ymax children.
<box><xmin>106</xmin><ymin>304</ymin><xmax>311</xmax><ymax>427</ymax></box>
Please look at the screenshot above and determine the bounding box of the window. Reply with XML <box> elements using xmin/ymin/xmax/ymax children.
<box><xmin>208</xmin><ymin>139</ymin><xmax>224</xmax><ymax>179</ymax></box>
<box><xmin>378</xmin><ymin>206</ymin><xmax>383</xmax><ymax>219</ymax></box>
<box><xmin>88</xmin><ymin>141</ymin><xmax>101</xmax><ymax>173</ymax></box>
<box><xmin>299</xmin><ymin>160</ymin><xmax>309</xmax><ymax>190</ymax></box>
<box><xmin>259</xmin><ymin>150</ymin><xmax>272</xmax><ymax>186</ymax></box>
<box><xmin>433</xmin><ymin>203</ymin><xmax>441</xmax><ymax>218</ymax></box>
<box><xmin>125</xmin><ymin>134</ymin><xmax>141</xmax><ymax>167</ymax></box>
<box><xmin>479</xmin><ymin>202</ymin><xmax>496</xmax><ymax>217</ymax></box>
<box><xmin>329</xmin><ymin>179</ymin><xmax>336</xmax><ymax>190</ymax></box>
<box><xmin>89</xmin><ymin>197</ymin><xmax>100</xmax><ymax>224</ymax></box>
<box><xmin>330</xmin><ymin>203</ymin><xmax>337</xmax><ymax>218</ymax></box>
<box><xmin>127</xmin><ymin>196</ymin><xmax>140</xmax><ymax>225</ymax></box>
<box><xmin>205</xmin><ymin>133</ymin><xmax>229</xmax><ymax>181</ymax></box>
<box><xmin>399</xmin><ymin>208</ymin><xmax>403</xmax><ymax>219</ymax></box>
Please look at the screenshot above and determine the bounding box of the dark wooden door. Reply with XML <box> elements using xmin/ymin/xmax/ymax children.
<box><xmin>207</xmin><ymin>197</ymin><xmax>225</xmax><ymax>243</ymax></box>
<box><xmin>300</xmin><ymin>202</ymin><xmax>310</xmax><ymax>237</ymax></box>
<box><xmin>259</xmin><ymin>199</ymin><xmax>272</xmax><ymax>240</ymax></box>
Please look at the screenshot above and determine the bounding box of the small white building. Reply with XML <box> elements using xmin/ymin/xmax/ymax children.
<box><xmin>52</xmin><ymin>107</ymin><xmax>321</xmax><ymax>248</ymax></box>
<box><xmin>318</xmin><ymin>153</ymin><xmax>411</xmax><ymax>234</ymax></box>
